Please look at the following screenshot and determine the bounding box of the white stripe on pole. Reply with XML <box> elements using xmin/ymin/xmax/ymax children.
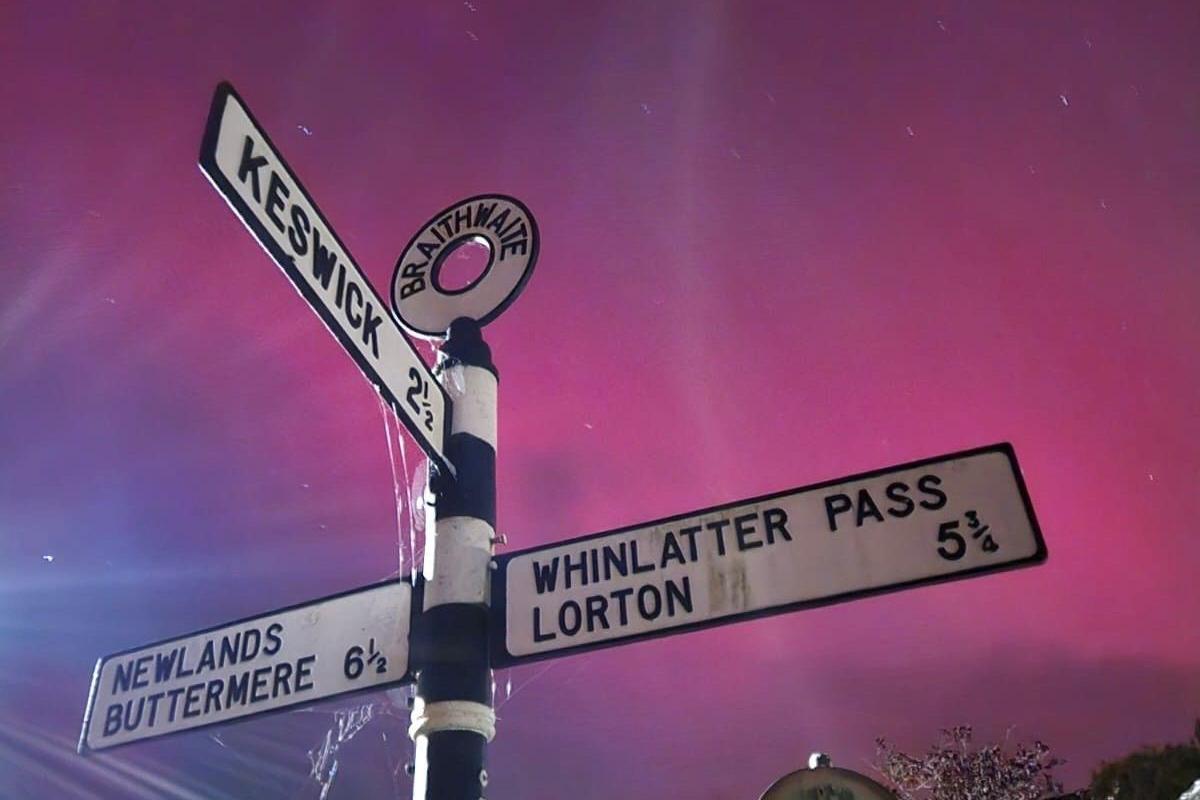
<box><xmin>442</xmin><ymin>364</ymin><xmax>498</xmax><ymax>447</ymax></box>
<box><xmin>423</xmin><ymin>516</ymin><xmax>494</xmax><ymax>607</ymax></box>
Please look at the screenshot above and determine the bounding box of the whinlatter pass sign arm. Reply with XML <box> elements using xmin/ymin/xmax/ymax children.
<box><xmin>198</xmin><ymin>83</ymin><xmax>452</xmax><ymax>475</ymax></box>
<box><xmin>493</xmin><ymin>444</ymin><xmax>1045</xmax><ymax>666</ymax></box>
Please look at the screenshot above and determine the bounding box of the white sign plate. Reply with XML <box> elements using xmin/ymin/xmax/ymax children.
<box><xmin>79</xmin><ymin>580</ymin><xmax>411</xmax><ymax>753</ymax></box>
<box><xmin>494</xmin><ymin>444</ymin><xmax>1045</xmax><ymax>666</ymax></box>
<box><xmin>391</xmin><ymin>194</ymin><xmax>538</xmax><ymax>339</ymax></box>
<box><xmin>198</xmin><ymin>83</ymin><xmax>451</xmax><ymax>475</ymax></box>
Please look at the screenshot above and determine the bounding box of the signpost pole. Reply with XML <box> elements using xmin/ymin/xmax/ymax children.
<box><xmin>409</xmin><ymin>317</ymin><xmax>497</xmax><ymax>800</ymax></box>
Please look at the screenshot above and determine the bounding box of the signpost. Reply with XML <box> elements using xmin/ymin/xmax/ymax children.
<box><xmin>79</xmin><ymin>580</ymin><xmax>412</xmax><ymax>753</ymax></box>
<box><xmin>198</xmin><ymin>83</ymin><xmax>452</xmax><ymax>476</ymax></box>
<box><xmin>79</xmin><ymin>80</ymin><xmax>1050</xmax><ymax>800</ymax></box>
<box><xmin>493</xmin><ymin>444</ymin><xmax>1044</xmax><ymax>666</ymax></box>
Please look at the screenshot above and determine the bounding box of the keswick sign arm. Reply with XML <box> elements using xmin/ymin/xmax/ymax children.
<box><xmin>78</xmin><ymin>83</ymin><xmax>1047</xmax><ymax>800</ymax></box>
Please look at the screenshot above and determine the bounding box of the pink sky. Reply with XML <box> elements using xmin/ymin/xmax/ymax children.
<box><xmin>1</xmin><ymin>2</ymin><xmax>1198</xmax><ymax>797</ymax></box>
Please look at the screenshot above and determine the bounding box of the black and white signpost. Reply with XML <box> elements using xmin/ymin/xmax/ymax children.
<box><xmin>79</xmin><ymin>81</ymin><xmax>1047</xmax><ymax>800</ymax></box>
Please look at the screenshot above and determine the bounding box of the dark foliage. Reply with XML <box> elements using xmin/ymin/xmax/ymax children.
<box><xmin>1089</xmin><ymin>721</ymin><xmax>1200</xmax><ymax>800</ymax></box>
<box><xmin>876</xmin><ymin>726</ymin><xmax>1063</xmax><ymax>800</ymax></box>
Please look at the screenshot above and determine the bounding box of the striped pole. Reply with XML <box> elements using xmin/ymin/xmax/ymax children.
<box><xmin>409</xmin><ymin>317</ymin><xmax>497</xmax><ymax>799</ymax></box>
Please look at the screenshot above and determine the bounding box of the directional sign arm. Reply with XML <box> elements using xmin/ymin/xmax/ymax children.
<box><xmin>198</xmin><ymin>82</ymin><xmax>453</xmax><ymax>476</ymax></box>
<box><xmin>79</xmin><ymin>580</ymin><xmax>413</xmax><ymax>753</ymax></box>
<box><xmin>493</xmin><ymin>443</ymin><xmax>1046</xmax><ymax>668</ymax></box>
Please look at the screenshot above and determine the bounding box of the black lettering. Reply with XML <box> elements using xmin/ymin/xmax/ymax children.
<box><xmin>453</xmin><ymin>206</ymin><xmax>472</xmax><ymax>233</ymax></box>
<box><xmin>296</xmin><ymin>655</ymin><xmax>316</xmax><ymax>692</ymax></box>
<box><xmin>563</xmin><ymin>551</ymin><xmax>588</xmax><ymax>588</ymax></box>
<box><xmin>485</xmin><ymin>208</ymin><xmax>510</xmax><ymax>234</ymax></box>
<box><xmin>499</xmin><ymin>219</ymin><xmax>525</xmax><ymax>241</ymax></box>
<box><xmin>417</xmin><ymin>240</ymin><xmax>440</xmax><ymax>260</ymax></box>
<box><xmin>733</xmin><ymin>513</ymin><xmax>763</xmax><ymax>551</ymax></box>
<box><xmin>665</xmin><ymin>576</ymin><xmax>693</xmax><ymax>616</ymax></box>
<box><xmin>345</xmin><ymin>281</ymin><xmax>363</xmax><ymax>327</ymax></box>
<box><xmin>532</xmin><ymin>558</ymin><xmax>559</xmax><ymax>594</ymax></box>
<box><xmin>183</xmin><ymin>682</ymin><xmax>204</xmax><ymax>718</ymax></box>
<box><xmin>678</xmin><ymin>526</ymin><xmax>701</xmax><ymax>560</ymax></box>
<box><xmin>473</xmin><ymin>202</ymin><xmax>497</xmax><ymax>228</ymax></box>
<box><xmin>272</xmin><ymin>661</ymin><xmax>293</xmax><ymax>696</ymax></box>
<box><xmin>918</xmin><ymin>474</ymin><xmax>948</xmax><ymax>510</ymax></box>
<box><xmin>288</xmin><ymin>205</ymin><xmax>311</xmax><ymax>255</ymax></box>
<box><xmin>250</xmin><ymin>665</ymin><xmax>271</xmax><ymax>703</ymax></box>
<box><xmin>226</xmin><ymin>672</ymin><xmax>250</xmax><ymax>706</ymax></box>
<box><xmin>204</xmin><ymin>678</ymin><xmax>224</xmax><ymax>714</ymax></box>
<box><xmin>558</xmin><ymin>601</ymin><xmax>582</xmax><ymax>636</ymax></box>
<box><xmin>636</xmin><ymin>585</ymin><xmax>662</xmax><ymax>620</ymax></box>
<box><xmin>263</xmin><ymin>623</ymin><xmax>283</xmax><ymax>657</ymax></box>
<box><xmin>763</xmin><ymin>508</ymin><xmax>792</xmax><ymax>543</ymax></box>
<box><xmin>197</xmin><ymin>641</ymin><xmax>216</xmax><ymax>673</ymax></box>
<box><xmin>856</xmin><ymin>489</ymin><xmax>885</xmax><ymax>526</ymax></box>
<box><xmin>660</xmin><ymin>532</ymin><xmax>687</xmax><ymax>566</ymax></box>
<box><xmin>601</xmin><ymin>544</ymin><xmax>628</xmax><ymax>581</ymax></box>
<box><xmin>533</xmin><ymin>607</ymin><xmax>557</xmax><ymax>642</ymax></box>
<box><xmin>122</xmin><ymin>697</ymin><xmax>144</xmax><ymax>732</ymax></box>
<box><xmin>397</xmin><ymin>261</ymin><xmax>427</xmax><ymax>299</ymax></box>
<box><xmin>165</xmin><ymin>687</ymin><xmax>185</xmax><ymax>722</ymax></box>
<box><xmin>885</xmin><ymin>481</ymin><xmax>915</xmax><ymax>517</ymax></box>
<box><xmin>112</xmin><ymin>660</ymin><xmax>134</xmax><ymax>694</ymax></box>
<box><xmin>103</xmin><ymin>703</ymin><xmax>122</xmax><ymax>736</ymax></box>
<box><xmin>132</xmin><ymin>655</ymin><xmax>152</xmax><ymax>689</ymax></box>
<box><xmin>240</xmin><ymin>629</ymin><xmax>261</xmax><ymax>661</ymax></box>
<box><xmin>399</xmin><ymin>277</ymin><xmax>425</xmax><ymax>299</ymax></box>
<box><xmin>237</xmin><ymin>136</ymin><xmax>267</xmax><ymax>202</ymax></box>
<box><xmin>361</xmin><ymin>303</ymin><xmax>383</xmax><ymax>359</ymax></box>
<box><xmin>610</xmin><ymin>587</ymin><xmax>633</xmax><ymax>626</ymax></box>
<box><xmin>174</xmin><ymin>646</ymin><xmax>194</xmax><ymax>679</ymax></box>
<box><xmin>499</xmin><ymin>238</ymin><xmax>527</xmax><ymax>260</ymax></box>
<box><xmin>153</xmin><ymin>650</ymin><xmax>178</xmax><ymax>684</ymax></box>
<box><xmin>630</xmin><ymin>540</ymin><xmax>655</xmax><ymax>573</ymax></box>
<box><xmin>219</xmin><ymin>633</ymin><xmax>240</xmax><ymax>668</ymax></box>
<box><xmin>146</xmin><ymin>692</ymin><xmax>164</xmax><ymax>726</ymax></box>
<box><xmin>335</xmin><ymin>264</ymin><xmax>346</xmax><ymax>307</ymax></box>
<box><xmin>825</xmin><ymin>493</ymin><xmax>852</xmax><ymax>531</ymax></box>
<box><xmin>264</xmin><ymin>171</ymin><xmax>289</xmax><ymax>232</ymax></box>
<box><xmin>706</xmin><ymin>519</ymin><xmax>731</xmax><ymax>556</ymax></box>
<box><xmin>311</xmin><ymin>228</ymin><xmax>337</xmax><ymax>289</ymax></box>
<box><xmin>937</xmin><ymin>519</ymin><xmax>966</xmax><ymax>560</ymax></box>
<box><xmin>585</xmin><ymin>595</ymin><xmax>610</xmax><ymax>631</ymax></box>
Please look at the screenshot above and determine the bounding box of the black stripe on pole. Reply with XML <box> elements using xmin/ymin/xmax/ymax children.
<box><xmin>425</xmin><ymin>731</ymin><xmax>488</xmax><ymax>797</ymax></box>
<box><xmin>438</xmin><ymin>317</ymin><xmax>496</xmax><ymax>377</ymax></box>
<box><xmin>410</xmin><ymin>602</ymin><xmax>491</xmax><ymax>704</ymax></box>
<box><xmin>438</xmin><ymin>434</ymin><xmax>496</xmax><ymax>526</ymax></box>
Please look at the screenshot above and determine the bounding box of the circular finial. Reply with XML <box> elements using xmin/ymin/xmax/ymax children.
<box><xmin>392</xmin><ymin>194</ymin><xmax>538</xmax><ymax>339</ymax></box>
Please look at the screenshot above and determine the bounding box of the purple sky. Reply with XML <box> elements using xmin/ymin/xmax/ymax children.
<box><xmin>2</xmin><ymin>2</ymin><xmax>1198</xmax><ymax>797</ymax></box>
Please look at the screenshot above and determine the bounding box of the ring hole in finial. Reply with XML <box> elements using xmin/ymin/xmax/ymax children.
<box><xmin>432</xmin><ymin>235</ymin><xmax>494</xmax><ymax>294</ymax></box>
